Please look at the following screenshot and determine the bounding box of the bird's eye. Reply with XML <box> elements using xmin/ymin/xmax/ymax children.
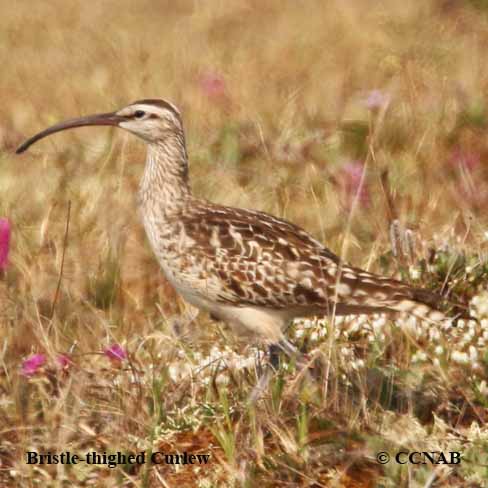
<box><xmin>134</xmin><ymin>110</ymin><xmax>146</xmax><ymax>119</ymax></box>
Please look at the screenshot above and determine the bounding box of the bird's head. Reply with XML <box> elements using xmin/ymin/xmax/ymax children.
<box><xmin>16</xmin><ymin>99</ymin><xmax>183</xmax><ymax>153</ymax></box>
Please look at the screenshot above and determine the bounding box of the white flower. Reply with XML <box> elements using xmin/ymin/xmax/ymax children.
<box><xmin>479</xmin><ymin>380</ymin><xmax>488</xmax><ymax>396</ymax></box>
<box><xmin>452</xmin><ymin>351</ymin><xmax>469</xmax><ymax>364</ymax></box>
<box><xmin>216</xmin><ymin>374</ymin><xmax>229</xmax><ymax>386</ymax></box>
<box><xmin>409</xmin><ymin>266</ymin><xmax>421</xmax><ymax>280</ymax></box>
<box><xmin>429</xmin><ymin>328</ymin><xmax>441</xmax><ymax>341</ymax></box>
<box><xmin>334</xmin><ymin>316</ymin><xmax>344</xmax><ymax>326</ymax></box>
<box><xmin>472</xmin><ymin>292</ymin><xmax>488</xmax><ymax>317</ymax></box>
<box><xmin>302</xmin><ymin>319</ymin><xmax>315</xmax><ymax>329</ymax></box>
<box><xmin>372</xmin><ymin>317</ymin><xmax>386</xmax><ymax>333</ymax></box>
<box><xmin>348</xmin><ymin>321</ymin><xmax>361</xmax><ymax>333</ymax></box>
<box><xmin>441</xmin><ymin>319</ymin><xmax>454</xmax><ymax>330</ymax></box>
<box><xmin>168</xmin><ymin>364</ymin><xmax>180</xmax><ymax>381</ymax></box>
<box><xmin>356</xmin><ymin>315</ymin><xmax>368</xmax><ymax>326</ymax></box>
<box><xmin>469</xmin><ymin>345</ymin><xmax>478</xmax><ymax>361</ymax></box>
<box><xmin>351</xmin><ymin>359</ymin><xmax>365</xmax><ymax>370</ymax></box>
<box><xmin>412</xmin><ymin>350</ymin><xmax>427</xmax><ymax>363</ymax></box>
<box><xmin>404</xmin><ymin>316</ymin><xmax>419</xmax><ymax>332</ymax></box>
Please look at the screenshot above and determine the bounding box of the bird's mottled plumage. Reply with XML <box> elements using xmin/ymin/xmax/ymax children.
<box><xmin>16</xmin><ymin>99</ymin><xmax>468</xmax><ymax>346</ymax></box>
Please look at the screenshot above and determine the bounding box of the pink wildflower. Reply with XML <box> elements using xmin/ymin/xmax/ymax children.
<box><xmin>57</xmin><ymin>354</ymin><xmax>72</xmax><ymax>369</ymax></box>
<box><xmin>21</xmin><ymin>354</ymin><xmax>46</xmax><ymax>377</ymax></box>
<box><xmin>339</xmin><ymin>161</ymin><xmax>370</xmax><ymax>209</ymax></box>
<box><xmin>199</xmin><ymin>71</ymin><xmax>226</xmax><ymax>100</ymax></box>
<box><xmin>0</xmin><ymin>218</ymin><xmax>11</xmax><ymax>270</ymax></box>
<box><xmin>448</xmin><ymin>148</ymin><xmax>480</xmax><ymax>172</ymax></box>
<box><xmin>364</xmin><ymin>89</ymin><xmax>390</xmax><ymax>111</ymax></box>
<box><xmin>104</xmin><ymin>344</ymin><xmax>127</xmax><ymax>362</ymax></box>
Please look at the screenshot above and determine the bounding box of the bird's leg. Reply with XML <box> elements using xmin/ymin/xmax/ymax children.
<box><xmin>248</xmin><ymin>345</ymin><xmax>279</xmax><ymax>404</ymax></box>
<box><xmin>268</xmin><ymin>343</ymin><xmax>282</xmax><ymax>370</ymax></box>
<box><xmin>248</xmin><ymin>339</ymin><xmax>302</xmax><ymax>403</ymax></box>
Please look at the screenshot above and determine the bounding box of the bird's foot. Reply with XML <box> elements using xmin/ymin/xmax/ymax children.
<box><xmin>248</xmin><ymin>341</ymin><xmax>314</xmax><ymax>404</ymax></box>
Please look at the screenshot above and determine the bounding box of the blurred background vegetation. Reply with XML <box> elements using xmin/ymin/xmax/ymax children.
<box><xmin>1</xmin><ymin>0</ymin><xmax>488</xmax><ymax>486</ymax></box>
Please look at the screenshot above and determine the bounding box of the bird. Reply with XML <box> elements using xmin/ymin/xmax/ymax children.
<box><xmin>16</xmin><ymin>99</ymin><xmax>470</xmax><ymax>393</ymax></box>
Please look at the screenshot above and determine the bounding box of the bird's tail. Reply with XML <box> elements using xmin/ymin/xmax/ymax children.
<box><xmin>334</xmin><ymin>265</ymin><xmax>472</xmax><ymax>324</ymax></box>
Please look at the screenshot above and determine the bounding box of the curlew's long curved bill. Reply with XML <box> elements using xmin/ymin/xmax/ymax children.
<box><xmin>15</xmin><ymin>112</ymin><xmax>126</xmax><ymax>154</ymax></box>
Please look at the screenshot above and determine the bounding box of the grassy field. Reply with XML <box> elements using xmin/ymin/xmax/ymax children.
<box><xmin>1</xmin><ymin>0</ymin><xmax>488</xmax><ymax>486</ymax></box>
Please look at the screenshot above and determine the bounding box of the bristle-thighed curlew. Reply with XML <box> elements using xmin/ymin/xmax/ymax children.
<box><xmin>16</xmin><ymin>99</ymin><xmax>471</xmax><ymax>395</ymax></box>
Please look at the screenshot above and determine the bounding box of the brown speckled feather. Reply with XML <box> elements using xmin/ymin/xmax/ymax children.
<box><xmin>153</xmin><ymin>198</ymin><xmax>451</xmax><ymax>322</ymax></box>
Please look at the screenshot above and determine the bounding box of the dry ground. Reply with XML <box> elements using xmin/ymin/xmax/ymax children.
<box><xmin>1</xmin><ymin>1</ymin><xmax>488</xmax><ymax>486</ymax></box>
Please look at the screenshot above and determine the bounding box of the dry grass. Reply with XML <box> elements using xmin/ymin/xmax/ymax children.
<box><xmin>1</xmin><ymin>0</ymin><xmax>488</xmax><ymax>486</ymax></box>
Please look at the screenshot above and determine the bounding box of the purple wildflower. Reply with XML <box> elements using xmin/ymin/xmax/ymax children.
<box><xmin>364</xmin><ymin>89</ymin><xmax>390</xmax><ymax>111</ymax></box>
<box><xmin>104</xmin><ymin>344</ymin><xmax>127</xmax><ymax>362</ymax></box>
<box><xmin>21</xmin><ymin>354</ymin><xmax>46</xmax><ymax>377</ymax></box>
<box><xmin>339</xmin><ymin>161</ymin><xmax>369</xmax><ymax>208</ymax></box>
<box><xmin>0</xmin><ymin>218</ymin><xmax>11</xmax><ymax>270</ymax></box>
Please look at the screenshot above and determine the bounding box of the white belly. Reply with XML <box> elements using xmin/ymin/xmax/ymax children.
<box><xmin>140</xmin><ymin>206</ymin><xmax>287</xmax><ymax>343</ymax></box>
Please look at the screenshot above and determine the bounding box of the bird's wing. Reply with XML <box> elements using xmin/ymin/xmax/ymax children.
<box><xmin>179</xmin><ymin>201</ymin><xmax>441</xmax><ymax>317</ymax></box>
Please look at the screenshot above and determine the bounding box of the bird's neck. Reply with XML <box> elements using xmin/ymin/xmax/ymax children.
<box><xmin>139</xmin><ymin>137</ymin><xmax>192</xmax><ymax>217</ymax></box>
